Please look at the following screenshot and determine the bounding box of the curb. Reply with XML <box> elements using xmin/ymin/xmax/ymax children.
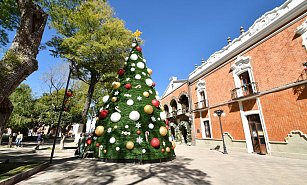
<box><xmin>0</xmin><ymin>162</ymin><xmax>49</xmax><ymax>185</ymax></box>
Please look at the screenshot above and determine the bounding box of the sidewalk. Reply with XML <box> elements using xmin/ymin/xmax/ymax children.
<box><xmin>11</xmin><ymin>143</ymin><xmax>307</xmax><ymax>185</ymax></box>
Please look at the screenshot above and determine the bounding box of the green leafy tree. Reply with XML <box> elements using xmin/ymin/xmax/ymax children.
<box><xmin>47</xmin><ymin>0</ymin><xmax>133</xmax><ymax>127</ymax></box>
<box><xmin>88</xmin><ymin>38</ymin><xmax>175</xmax><ymax>162</ymax></box>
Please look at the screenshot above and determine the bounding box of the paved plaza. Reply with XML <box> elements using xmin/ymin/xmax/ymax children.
<box><xmin>1</xmin><ymin>141</ymin><xmax>306</xmax><ymax>185</ymax></box>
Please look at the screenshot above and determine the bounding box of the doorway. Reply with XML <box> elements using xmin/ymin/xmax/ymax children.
<box><xmin>203</xmin><ymin>120</ymin><xmax>211</xmax><ymax>138</ymax></box>
<box><xmin>247</xmin><ymin>114</ymin><xmax>267</xmax><ymax>154</ymax></box>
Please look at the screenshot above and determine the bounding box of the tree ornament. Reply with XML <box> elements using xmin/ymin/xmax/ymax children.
<box><xmin>116</xmin><ymin>147</ymin><xmax>120</xmax><ymax>151</ymax></box>
<box><xmin>144</xmin><ymin>105</ymin><xmax>154</xmax><ymax>114</ymax></box>
<box><xmin>125</xmin><ymin>57</ymin><xmax>129</xmax><ymax>61</ymax></box>
<box><xmin>135</xmin><ymin>74</ymin><xmax>141</xmax><ymax>79</ymax></box>
<box><xmin>129</xmin><ymin>111</ymin><xmax>140</xmax><ymax>121</ymax></box>
<box><xmin>130</xmin><ymin>68</ymin><xmax>135</xmax><ymax>71</ymax></box>
<box><xmin>160</xmin><ymin>111</ymin><xmax>166</xmax><ymax>121</ymax></box>
<box><xmin>111</xmin><ymin>97</ymin><xmax>118</xmax><ymax>102</ymax></box>
<box><xmin>137</xmin><ymin>62</ymin><xmax>144</xmax><ymax>69</ymax></box>
<box><xmin>145</xmin><ymin>79</ymin><xmax>153</xmax><ymax>86</ymax></box>
<box><xmin>145</xmin><ymin>131</ymin><xmax>149</xmax><ymax>142</ymax></box>
<box><xmin>150</xmin><ymin>138</ymin><xmax>160</xmax><ymax>149</ymax></box>
<box><xmin>137</xmin><ymin>96</ymin><xmax>142</xmax><ymax>101</ymax></box>
<box><xmin>152</xmin><ymin>82</ymin><xmax>156</xmax><ymax>87</ymax></box>
<box><xmin>112</xmin><ymin>82</ymin><xmax>121</xmax><ymax>89</ymax></box>
<box><xmin>142</xmin><ymin>149</ymin><xmax>146</xmax><ymax>153</ymax></box>
<box><xmin>126</xmin><ymin>141</ymin><xmax>134</xmax><ymax>150</ymax></box>
<box><xmin>103</xmin><ymin>95</ymin><xmax>109</xmax><ymax>103</ymax></box>
<box><xmin>95</xmin><ymin>126</ymin><xmax>105</xmax><ymax>136</ymax></box>
<box><xmin>110</xmin><ymin>112</ymin><xmax>121</xmax><ymax>122</ymax></box>
<box><xmin>147</xmin><ymin>68</ymin><xmax>152</xmax><ymax>75</ymax></box>
<box><xmin>159</xmin><ymin>126</ymin><xmax>168</xmax><ymax>136</ymax></box>
<box><xmin>99</xmin><ymin>110</ymin><xmax>108</xmax><ymax>119</ymax></box>
<box><xmin>136</xmin><ymin>46</ymin><xmax>142</xmax><ymax>51</ymax></box>
<box><xmin>109</xmin><ymin>137</ymin><xmax>116</xmax><ymax>144</ymax></box>
<box><xmin>132</xmin><ymin>43</ymin><xmax>137</xmax><ymax>47</ymax></box>
<box><xmin>86</xmin><ymin>139</ymin><xmax>92</xmax><ymax>145</ymax></box>
<box><xmin>125</xmin><ymin>83</ymin><xmax>132</xmax><ymax>89</ymax></box>
<box><xmin>127</xmin><ymin>99</ymin><xmax>134</xmax><ymax>106</ymax></box>
<box><xmin>165</xmin><ymin>119</ymin><xmax>169</xmax><ymax>125</ymax></box>
<box><xmin>161</xmin><ymin>148</ymin><xmax>165</xmax><ymax>153</ymax></box>
<box><xmin>166</xmin><ymin>147</ymin><xmax>171</xmax><ymax>153</ymax></box>
<box><xmin>143</xmin><ymin>91</ymin><xmax>150</xmax><ymax>98</ymax></box>
<box><xmin>136</xmin><ymin>136</ymin><xmax>143</xmax><ymax>144</ymax></box>
<box><xmin>151</xmin><ymin>99</ymin><xmax>160</xmax><ymax>108</ymax></box>
<box><xmin>103</xmin><ymin>149</ymin><xmax>107</xmax><ymax>154</ymax></box>
<box><xmin>96</xmin><ymin>143</ymin><xmax>100</xmax><ymax>147</ymax></box>
<box><xmin>148</xmin><ymin>123</ymin><xmax>154</xmax><ymax>129</ymax></box>
<box><xmin>136</xmin><ymin>130</ymin><xmax>141</xmax><ymax>135</ymax></box>
<box><xmin>130</xmin><ymin>54</ymin><xmax>138</xmax><ymax>61</ymax></box>
<box><xmin>118</xmin><ymin>68</ymin><xmax>125</xmax><ymax>76</ymax></box>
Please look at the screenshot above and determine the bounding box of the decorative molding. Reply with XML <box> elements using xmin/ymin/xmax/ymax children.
<box><xmin>196</xmin><ymin>79</ymin><xmax>206</xmax><ymax>93</ymax></box>
<box><xmin>285</xmin><ymin>130</ymin><xmax>307</xmax><ymax>142</ymax></box>
<box><xmin>189</xmin><ymin>0</ymin><xmax>306</xmax><ymax>81</ymax></box>
<box><xmin>296</xmin><ymin>18</ymin><xmax>307</xmax><ymax>50</ymax></box>
<box><xmin>231</xmin><ymin>56</ymin><xmax>252</xmax><ymax>74</ymax></box>
<box><xmin>179</xmin><ymin>91</ymin><xmax>189</xmax><ymax>99</ymax></box>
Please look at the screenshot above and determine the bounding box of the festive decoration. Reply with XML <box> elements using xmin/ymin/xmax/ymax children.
<box><xmin>159</xmin><ymin>126</ymin><xmax>168</xmax><ymax>136</ymax></box>
<box><xmin>109</xmin><ymin>137</ymin><xmax>116</xmax><ymax>144</ymax></box>
<box><xmin>145</xmin><ymin>79</ymin><xmax>153</xmax><ymax>86</ymax></box>
<box><xmin>161</xmin><ymin>148</ymin><xmax>165</xmax><ymax>153</ymax></box>
<box><xmin>126</xmin><ymin>141</ymin><xmax>134</xmax><ymax>150</ymax></box>
<box><xmin>151</xmin><ymin>99</ymin><xmax>160</xmax><ymax>108</ymax></box>
<box><xmin>127</xmin><ymin>99</ymin><xmax>134</xmax><ymax>106</ymax></box>
<box><xmin>137</xmin><ymin>62</ymin><xmax>144</xmax><ymax>69</ymax></box>
<box><xmin>110</xmin><ymin>112</ymin><xmax>121</xmax><ymax>122</ymax></box>
<box><xmin>143</xmin><ymin>91</ymin><xmax>150</xmax><ymax>97</ymax></box>
<box><xmin>136</xmin><ymin>46</ymin><xmax>142</xmax><ymax>51</ymax></box>
<box><xmin>136</xmin><ymin>130</ymin><xmax>141</xmax><ymax>135</ymax></box>
<box><xmin>166</xmin><ymin>147</ymin><xmax>171</xmax><ymax>153</ymax></box>
<box><xmin>103</xmin><ymin>149</ymin><xmax>107</xmax><ymax>154</ymax></box>
<box><xmin>95</xmin><ymin>126</ymin><xmax>105</xmax><ymax>136</ymax></box>
<box><xmin>150</xmin><ymin>138</ymin><xmax>160</xmax><ymax>148</ymax></box>
<box><xmin>144</xmin><ymin>105</ymin><xmax>154</xmax><ymax>114</ymax></box>
<box><xmin>96</xmin><ymin>143</ymin><xmax>100</xmax><ymax>147</ymax></box>
<box><xmin>152</xmin><ymin>82</ymin><xmax>156</xmax><ymax>87</ymax></box>
<box><xmin>129</xmin><ymin>111</ymin><xmax>140</xmax><ymax>121</ymax></box>
<box><xmin>99</xmin><ymin>110</ymin><xmax>108</xmax><ymax>119</ymax></box>
<box><xmin>136</xmin><ymin>136</ymin><xmax>143</xmax><ymax>144</ymax></box>
<box><xmin>112</xmin><ymin>82</ymin><xmax>121</xmax><ymax>89</ymax></box>
<box><xmin>135</xmin><ymin>74</ymin><xmax>141</xmax><ymax>79</ymax></box>
<box><xmin>111</xmin><ymin>97</ymin><xmax>118</xmax><ymax>102</ymax></box>
<box><xmin>148</xmin><ymin>123</ymin><xmax>154</xmax><ymax>129</ymax></box>
<box><xmin>125</xmin><ymin>83</ymin><xmax>132</xmax><ymax>89</ymax></box>
<box><xmin>86</xmin><ymin>139</ymin><xmax>92</xmax><ymax>145</ymax></box>
<box><xmin>130</xmin><ymin>54</ymin><xmax>138</xmax><ymax>61</ymax></box>
<box><xmin>118</xmin><ymin>68</ymin><xmax>125</xmax><ymax>76</ymax></box>
<box><xmin>165</xmin><ymin>119</ymin><xmax>169</xmax><ymax>125</ymax></box>
<box><xmin>145</xmin><ymin>131</ymin><xmax>149</xmax><ymax>142</ymax></box>
<box><xmin>147</xmin><ymin>68</ymin><xmax>152</xmax><ymax>75</ymax></box>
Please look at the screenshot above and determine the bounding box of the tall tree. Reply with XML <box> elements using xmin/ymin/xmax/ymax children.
<box><xmin>0</xmin><ymin>0</ymin><xmax>47</xmax><ymax>141</ymax></box>
<box><xmin>48</xmin><ymin>0</ymin><xmax>133</xmax><ymax>128</ymax></box>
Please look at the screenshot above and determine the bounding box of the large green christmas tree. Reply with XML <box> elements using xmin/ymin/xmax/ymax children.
<box><xmin>88</xmin><ymin>31</ymin><xmax>175</xmax><ymax>162</ymax></box>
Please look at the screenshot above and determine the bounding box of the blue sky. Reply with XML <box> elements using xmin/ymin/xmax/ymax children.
<box><xmin>8</xmin><ymin>0</ymin><xmax>285</xmax><ymax>98</ymax></box>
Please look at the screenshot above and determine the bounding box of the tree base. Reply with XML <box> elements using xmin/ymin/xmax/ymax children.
<box><xmin>98</xmin><ymin>155</ymin><xmax>176</xmax><ymax>164</ymax></box>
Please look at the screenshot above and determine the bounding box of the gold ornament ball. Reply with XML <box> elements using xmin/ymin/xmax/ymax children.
<box><xmin>112</xmin><ymin>82</ymin><xmax>121</xmax><ymax>89</ymax></box>
<box><xmin>103</xmin><ymin>149</ymin><xmax>107</xmax><ymax>154</ymax></box>
<box><xmin>166</xmin><ymin>147</ymin><xmax>171</xmax><ymax>153</ymax></box>
<box><xmin>159</xmin><ymin>126</ymin><xmax>168</xmax><ymax>136</ymax></box>
<box><xmin>95</xmin><ymin>126</ymin><xmax>105</xmax><ymax>136</ymax></box>
<box><xmin>111</xmin><ymin>97</ymin><xmax>117</xmax><ymax>102</ymax></box>
<box><xmin>144</xmin><ymin>105</ymin><xmax>154</xmax><ymax>114</ymax></box>
<box><xmin>143</xmin><ymin>91</ymin><xmax>150</xmax><ymax>97</ymax></box>
<box><xmin>147</xmin><ymin>68</ymin><xmax>153</xmax><ymax>75</ymax></box>
<box><xmin>126</xmin><ymin>141</ymin><xmax>134</xmax><ymax>150</ymax></box>
<box><xmin>171</xmin><ymin>141</ymin><xmax>176</xmax><ymax>149</ymax></box>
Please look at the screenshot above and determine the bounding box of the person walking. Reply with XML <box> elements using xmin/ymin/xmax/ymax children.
<box><xmin>35</xmin><ymin>132</ymin><xmax>43</xmax><ymax>150</ymax></box>
<box><xmin>15</xmin><ymin>132</ymin><xmax>23</xmax><ymax>147</ymax></box>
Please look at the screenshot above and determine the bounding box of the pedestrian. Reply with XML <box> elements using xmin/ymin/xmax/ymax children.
<box><xmin>8</xmin><ymin>134</ymin><xmax>13</xmax><ymax>148</ymax></box>
<box><xmin>15</xmin><ymin>132</ymin><xmax>23</xmax><ymax>147</ymax></box>
<box><xmin>35</xmin><ymin>132</ymin><xmax>43</xmax><ymax>150</ymax></box>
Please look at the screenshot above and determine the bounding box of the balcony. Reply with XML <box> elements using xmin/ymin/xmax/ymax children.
<box><xmin>194</xmin><ymin>99</ymin><xmax>208</xmax><ymax>110</ymax></box>
<box><xmin>231</xmin><ymin>82</ymin><xmax>258</xmax><ymax>99</ymax></box>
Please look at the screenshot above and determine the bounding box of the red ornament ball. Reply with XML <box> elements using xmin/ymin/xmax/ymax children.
<box><xmin>152</xmin><ymin>82</ymin><xmax>156</xmax><ymax>87</ymax></box>
<box><xmin>136</xmin><ymin>46</ymin><xmax>142</xmax><ymax>51</ymax></box>
<box><xmin>96</xmin><ymin>143</ymin><xmax>100</xmax><ymax>147</ymax></box>
<box><xmin>118</xmin><ymin>68</ymin><xmax>125</xmax><ymax>76</ymax></box>
<box><xmin>136</xmin><ymin>130</ymin><xmax>141</xmax><ymax>135</ymax></box>
<box><xmin>99</xmin><ymin>110</ymin><xmax>108</xmax><ymax>119</ymax></box>
<box><xmin>161</xmin><ymin>148</ymin><xmax>165</xmax><ymax>153</ymax></box>
<box><xmin>124</xmin><ymin>83</ymin><xmax>132</xmax><ymax>89</ymax></box>
<box><xmin>151</xmin><ymin>99</ymin><xmax>160</xmax><ymax>108</ymax></box>
<box><xmin>86</xmin><ymin>139</ymin><xmax>92</xmax><ymax>145</ymax></box>
<box><xmin>150</xmin><ymin>138</ymin><xmax>160</xmax><ymax>149</ymax></box>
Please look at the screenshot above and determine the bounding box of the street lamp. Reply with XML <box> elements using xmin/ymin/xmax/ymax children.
<box><xmin>213</xmin><ymin>109</ymin><xmax>228</xmax><ymax>154</ymax></box>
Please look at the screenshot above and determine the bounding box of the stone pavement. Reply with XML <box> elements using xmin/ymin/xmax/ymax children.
<box><xmin>8</xmin><ymin>143</ymin><xmax>307</xmax><ymax>185</ymax></box>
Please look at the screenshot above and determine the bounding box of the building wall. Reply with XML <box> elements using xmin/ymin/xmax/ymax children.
<box><xmin>160</xmin><ymin>83</ymin><xmax>188</xmax><ymax>107</ymax></box>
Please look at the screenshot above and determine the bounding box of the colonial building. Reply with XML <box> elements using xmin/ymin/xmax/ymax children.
<box><xmin>161</xmin><ymin>0</ymin><xmax>307</xmax><ymax>159</ymax></box>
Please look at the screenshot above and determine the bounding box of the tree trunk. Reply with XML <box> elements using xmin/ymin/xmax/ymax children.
<box><xmin>0</xmin><ymin>98</ymin><xmax>14</xmax><ymax>145</ymax></box>
<box><xmin>82</xmin><ymin>72</ymin><xmax>98</xmax><ymax>132</ymax></box>
<box><xmin>0</xmin><ymin>0</ymin><xmax>47</xmax><ymax>132</ymax></box>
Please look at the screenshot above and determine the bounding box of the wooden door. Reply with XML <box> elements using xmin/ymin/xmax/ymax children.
<box><xmin>247</xmin><ymin>114</ymin><xmax>267</xmax><ymax>154</ymax></box>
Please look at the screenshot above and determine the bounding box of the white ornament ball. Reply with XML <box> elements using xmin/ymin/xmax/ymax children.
<box><xmin>102</xmin><ymin>95</ymin><xmax>109</xmax><ymax>103</ymax></box>
<box><xmin>143</xmin><ymin>59</ymin><xmax>146</xmax><ymax>63</ymax></box>
<box><xmin>160</xmin><ymin>111</ymin><xmax>166</xmax><ymax>121</ymax></box>
<box><xmin>145</xmin><ymin>79</ymin><xmax>153</xmax><ymax>86</ymax></box>
<box><xmin>130</xmin><ymin>54</ymin><xmax>138</xmax><ymax>61</ymax></box>
<box><xmin>137</xmin><ymin>62</ymin><xmax>145</xmax><ymax>69</ymax></box>
<box><xmin>131</xmin><ymin>63</ymin><xmax>135</xmax><ymax>66</ymax></box>
<box><xmin>125</xmin><ymin>57</ymin><xmax>129</xmax><ymax>61</ymax></box>
<box><xmin>110</xmin><ymin>112</ymin><xmax>121</xmax><ymax>122</ymax></box>
<box><xmin>129</xmin><ymin>111</ymin><xmax>140</xmax><ymax>121</ymax></box>
<box><xmin>116</xmin><ymin>147</ymin><xmax>120</xmax><ymax>151</ymax></box>
<box><xmin>109</xmin><ymin>137</ymin><xmax>116</xmax><ymax>144</ymax></box>
<box><xmin>142</xmin><ymin>149</ymin><xmax>146</xmax><ymax>153</ymax></box>
<box><xmin>125</xmin><ymin>125</ymin><xmax>129</xmax><ymax>129</ymax></box>
<box><xmin>148</xmin><ymin>123</ymin><xmax>154</xmax><ymax>129</ymax></box>
<box><xmin>135</xmin><ymin>74</ymin><xmax>141</xmax><ymax>79</ymax></box>
<box><xmin>131</xmin><ymin>68</ymin><xmax>135</xmax><ymax>71</ymax></box>
<box><xmin>127</xmin><ymin>99</ymin><xmax>134</xmax><ymax>106</ymax></box>
<box><xmin>132</xmin><ymin>43</ymin><xmax>136</xmax><ymax>47</ymax></box>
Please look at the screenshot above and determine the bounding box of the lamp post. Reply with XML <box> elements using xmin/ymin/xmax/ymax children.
<box><xmin>214</xmin><ymin>109</ymin><xmax>228</xmax><ymax>154</ymax></box>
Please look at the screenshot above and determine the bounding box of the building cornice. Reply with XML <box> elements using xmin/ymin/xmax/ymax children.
<box><xmin>189</xmin><ymin>0</ymin><xmax>307</xmax><ymax>83</ymax></box>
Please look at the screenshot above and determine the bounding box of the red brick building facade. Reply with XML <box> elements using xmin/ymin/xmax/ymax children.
<box><xmin>161</xmin><ymin>0</ymin><xmax>307</xmax><ymax>159</ymax></box>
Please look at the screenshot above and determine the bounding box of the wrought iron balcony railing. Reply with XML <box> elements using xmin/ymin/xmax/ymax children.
<box><xmin>194</xmin><ymin>99</ymin><xmax>208</xmax><ymax>110</ymax></box>
<box><xmin>231</xmin><ymin>82</ymin><xmax>258</xmax><ymax>99</ymax></box>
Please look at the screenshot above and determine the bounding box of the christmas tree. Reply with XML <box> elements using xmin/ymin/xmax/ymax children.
<box><xmin>88</xmin><ymin>30</ymin><xmax>175</xmax><ymax>162</ymax></box>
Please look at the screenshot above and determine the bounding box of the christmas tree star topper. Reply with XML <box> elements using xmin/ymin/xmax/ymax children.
<box><xmin>133</xmin><ymin>29</ymin><xmax>142</xmax><ymax>38</ymax></box>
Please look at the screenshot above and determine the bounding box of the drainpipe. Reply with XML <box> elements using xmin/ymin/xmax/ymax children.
<box><xmin>187</xmin><ymin>80</ymin><xmax>196</xmax><ymax>146</ymax></box>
